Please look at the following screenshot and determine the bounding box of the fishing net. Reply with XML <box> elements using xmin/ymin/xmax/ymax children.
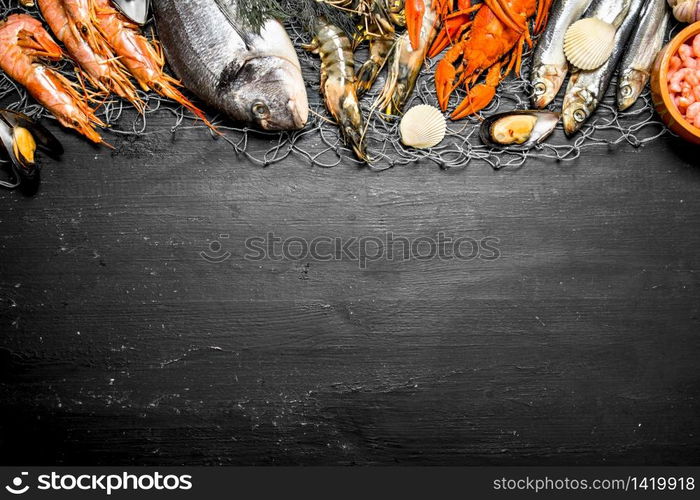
<box><xmin>0</xmin><ymin>0</ymin><xmax>676</xmax><ymax>183</ymax></box>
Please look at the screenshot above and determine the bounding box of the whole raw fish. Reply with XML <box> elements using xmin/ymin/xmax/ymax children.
<box><xmin>617</xmin><ymin>0</ymin><xmax>670</xmax><ymax>111</ymax></box>
<box><xmin>561</xmin><ymin>0</ymin><xmax>644</xmax><ymax>135</ymax></box>
<box><xmin>153</xmin><ymin>0</ymin><xmax>309</xmax><ymax>131</ymax></box>
<box><xmin>530</xmin><ymin>0</ymin><xmax>595</xmax><ymax>108</ymax></box>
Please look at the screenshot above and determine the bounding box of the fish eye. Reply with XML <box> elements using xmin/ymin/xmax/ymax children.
<box><xmin>252</xmin><ymin>101</ymin><xmax>269</xmax><ymax>118</ymax></box>
<box><xmin>80</xmin><ymin>25</ymin><xmax>88</xmax><ymax>35</ymax></box>
<box><xmin>621</xmin><ymin>85</ymin><xmax>633</xmax><ymax>98</ymax></box>
<box><xmin>534</xmin><ymin>82</ymin><xmax>547</xmax><ymax>95</ymax></box>
<box><xmin>573</xmin><ymin>109</ymin><xmax>586</xmax><ymax>123</ymax></box>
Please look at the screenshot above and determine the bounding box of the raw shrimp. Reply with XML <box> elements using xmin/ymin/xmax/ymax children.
<box><xmin>0</xmin><ymin>14</ymin><xmax>104</xmax><ymax>143</ymax></box>
<box><xmin>37</xmin><ymin>0</ymin><xmax>143</xmax><ymax>111</ymax></box>
<box><xmin>89</xmin><ymin>0</ymin><xmax>216</xmax><ymax>130</ymax></box>
<box><xmin>306</xmin><ymin>18</ymin><xmax>367</xmax><ymax>161</ymax></box>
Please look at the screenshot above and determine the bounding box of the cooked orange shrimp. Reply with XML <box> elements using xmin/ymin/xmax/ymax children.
<box><xmin>37</xmin><ymin>0</ymin><xmax>144</xmax><ymax>112</ymax></box>
<box><xmin>89</xmin><ymin>0</ymin><xmax>216</xmax><ymax>130</ymax></box>
<box><xmin>63</xmin><ymin>0</ymin><xmax>106</xmax><ymax>51</ymax></box>
<box><xmin>0</xmin><ymin>14</ymin><xmax>104</xmax><ymax>143</ymax></box>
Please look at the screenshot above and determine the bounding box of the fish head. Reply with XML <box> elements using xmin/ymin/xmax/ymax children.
<box><xmin>531</xmin><ymin>64</ymin><xmax>567</xmax><ymax>109</ymax></box>
<box><xmin>225</xmin><ymin>56</ymin><xmax>309</xmax><ymax>131</ymax></box>
<box><xmin>562</xmin><ymin>82</ymin><xmax>597</xmax><ymax>136</ymax></box>
<box><xmin>617</xmin><ymin>69</ymin><xmax>647</xmax><ymax>112</ymax></box>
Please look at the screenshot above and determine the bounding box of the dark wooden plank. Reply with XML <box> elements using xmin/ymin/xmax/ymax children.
<box><xmin>0</xmin><ymin>111</ymin><xmax>699</xmax><ymax>465</ymax></box>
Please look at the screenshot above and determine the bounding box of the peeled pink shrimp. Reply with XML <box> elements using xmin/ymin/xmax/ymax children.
<box><xmin>670</xmin><ymin>55</ymin><xmax>682</xmax><ymax>73</ymax></box>
<box><xmin>668</xmin><ymin>40</ymin><xmax>700</xmax><ymax>127</ymax></box>
<box><xmin>693</xmin><ymin>34</ymin><xmax>700</xmax><ymax>58</ymax></box>
<box><xmin>679</xmin><ymin>44</ymin><xmax>697</xmax><ymax>68</ymax></box>
<box><xmin>677</xmin><ymin>96</ymin><xmax>693</xmax><ymax>113</ymax></box>
<box><xmin>669</xmin><ymin>68</ymin><xmax>693</xmax><ymax>92</ymax></box>
<box><xmin>679</xmin><ymin>44</ymin><xmax>693</xmax><ymax>58</ymax></box>
<box><xmin>686</xmin><ymin>102</ymin><xmax>700</xmax><ymax>120</ymax></box>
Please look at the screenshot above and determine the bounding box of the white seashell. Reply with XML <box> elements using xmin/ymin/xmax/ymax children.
<box><xmin>399</xmin><ymin>105</ymin><xmax>447</xmax><ymax>149</ymax></box>
<box><xmin>564</xmin><ymin>17</ymin><xmax>617</xmax><ymax>70</ymax></box>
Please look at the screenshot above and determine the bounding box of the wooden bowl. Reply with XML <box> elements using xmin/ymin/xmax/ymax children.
<box><xmin>651</xmin><ymin>22</ymin><xmax>700</xmax><ymax>144</ymax></box>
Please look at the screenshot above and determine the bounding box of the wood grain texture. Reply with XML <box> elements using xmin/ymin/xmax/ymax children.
<box><xmin>0</xmin><ymin>113</ymin><xmax>699</xmax><ymax>465</ymax></box>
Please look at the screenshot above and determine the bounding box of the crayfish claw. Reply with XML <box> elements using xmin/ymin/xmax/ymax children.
<box><xmin>434</xmin><ymin>43</ymin><xmax>468</xmax><ymax>111</ymax></box>
<box><xmin>405</xmin><ymin>0</ymin><xmax>426</xmax><ymax>51</ymax></box>
<box><xmin>451</xmin><ymin>83</ymin><xmax>496</xmax><ymax>120</ymax></box>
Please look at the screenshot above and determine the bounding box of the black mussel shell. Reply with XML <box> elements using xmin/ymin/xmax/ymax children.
<box><xmin>0</xmin><ymin>110</ymin><xmax>62</xmax><ymax>184</ymax></box>
<box><xmin>0</xmin><ymin>119</ymin><xmax>35</xmax><ymax>181</ymax></box>
<box><xmin>479</xmin><ymin>110</ymin><xmax>560</xmax><ymax>151</ymax></box>
<box><xmin>0</xmin><ymin>109</ymin><xmax>64</xmax><ymax>159</ymax></box>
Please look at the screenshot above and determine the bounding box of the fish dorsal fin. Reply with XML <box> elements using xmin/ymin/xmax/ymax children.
<box><xmin>213</xmin><ymin>0</ymin><xmax>254</xmax><ymax>48</ymax></box>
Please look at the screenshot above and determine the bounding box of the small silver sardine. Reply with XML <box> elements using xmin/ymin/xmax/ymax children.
<box><xmin>617</xmin><ymin>0</ymin><xmax>670</xmax><ymax>111</ymax></box>
<box><xmin>153</xmin><ymin>0</ymin><xmax>308</xmax><ymax>131</ymax></box>
<box><xmin>584</xmin><ymin>0</ymin><xmax>632</xmax><ymax>26</ymax></box>
<box><xmin>562</xmin><ymin>0</ymin><xmax>644</xmax><ymax>135</ymax></box>
<box><xmin>531</xmin><ymin>0</ymin><xmax>594</xmax><ymax>108</ymax></box>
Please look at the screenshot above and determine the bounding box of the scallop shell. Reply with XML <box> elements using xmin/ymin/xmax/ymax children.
<box><xmin>564</xmin><ymin>17</ymin><xmax>616</xmax><ymax>70</ymax></box>
<box><xmin>399</xmin><ymin>105</ymin><xmax>447</xmax><ymax>149</ymax></box>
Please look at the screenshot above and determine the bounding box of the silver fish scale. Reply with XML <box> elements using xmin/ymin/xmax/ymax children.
<box><xmin>585</xmin><ymin>0</ymin><xmax>632</xmax><ymax>26</ymax></box>
<box><xmin>153</xmin><ymin>0</ymin><xmax>307</xmax><ymax>130</ymax></box>
<box><xmin>619</xmin><ymin>0</ymin><xmax>670</xmax><ymax>77</ymax></box>
<box><xmin>154</xmin><ymin>0</ymin><xmax>249</xmax><ymax>107</ymax></box>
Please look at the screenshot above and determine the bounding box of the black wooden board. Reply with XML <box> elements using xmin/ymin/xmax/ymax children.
<box><xmin>0</xmin><ymin>114</ymin><xmax>699</xmax><ymax>465</ymax></box>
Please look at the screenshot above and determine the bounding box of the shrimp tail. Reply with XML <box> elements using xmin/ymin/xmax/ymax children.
<box><xmin>103</xmin><ymin>60</ymin><xmax>145</xmax><ymax>113</ymax></box>
<box><xmin>151</xmin><ymin>74</ymin><xmax>219</xmax><ymax>134</ymax></box>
